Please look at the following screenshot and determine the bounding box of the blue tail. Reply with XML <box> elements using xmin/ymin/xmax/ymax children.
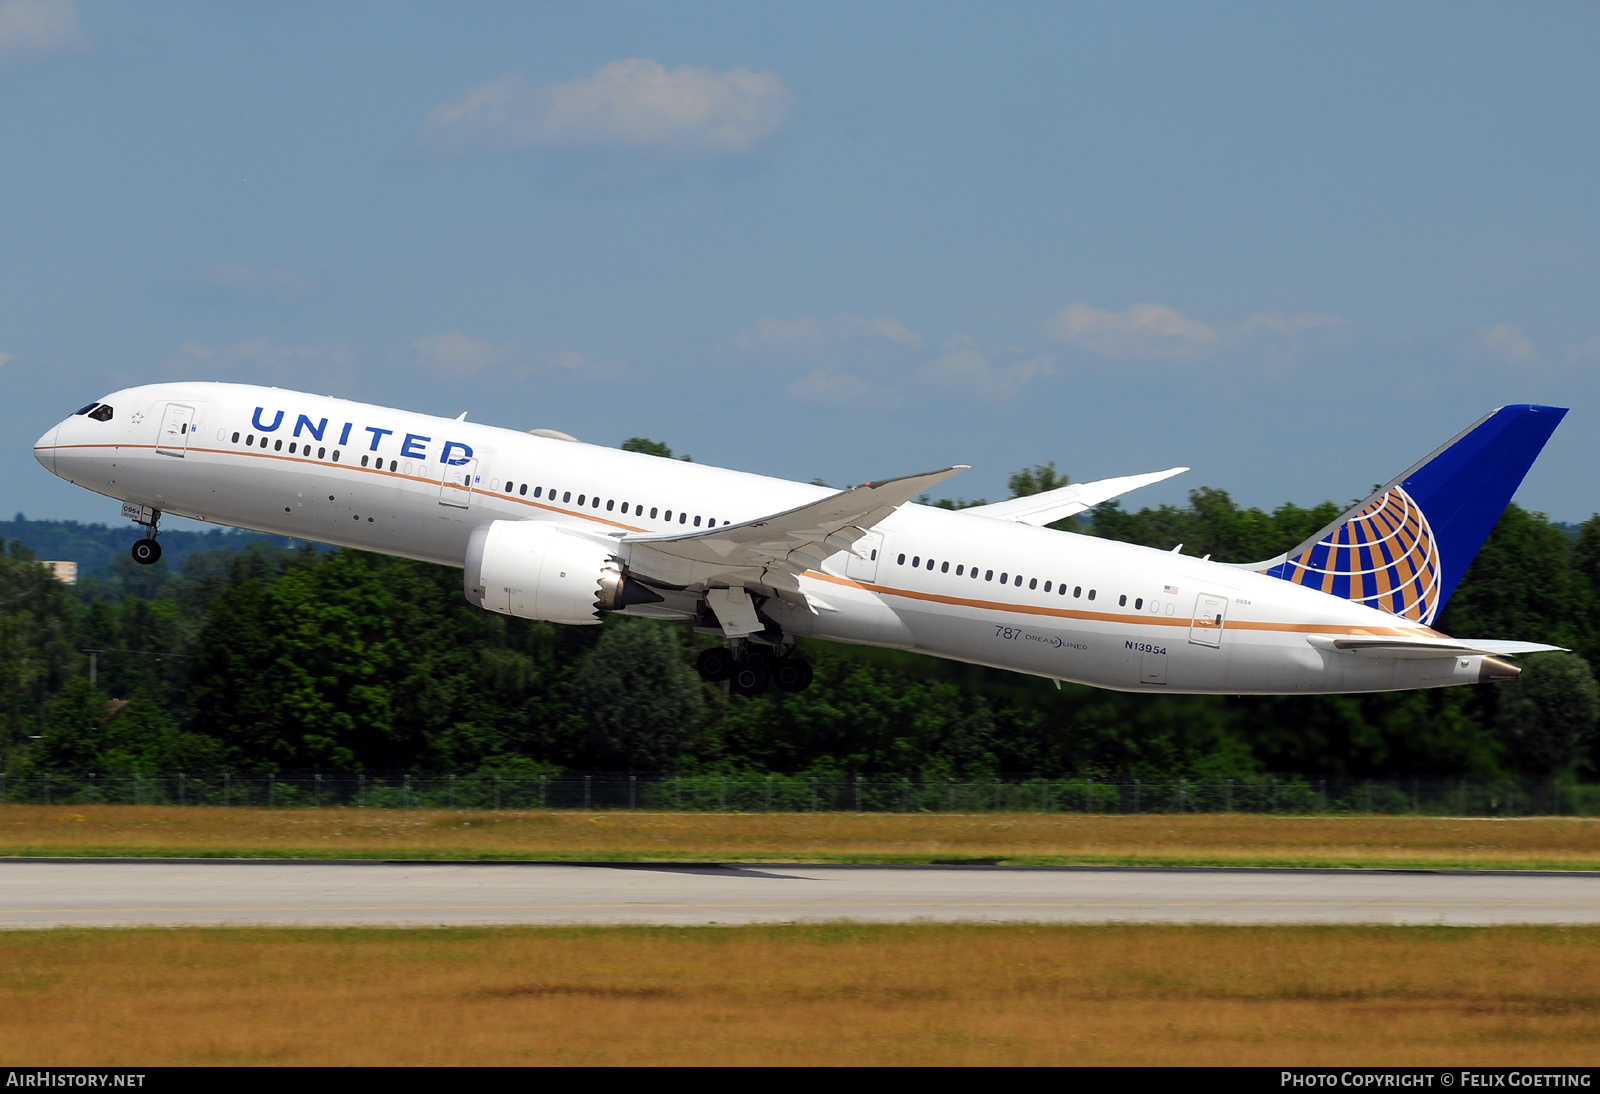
<box><xmin>1256</xmin><ymin>405</ymin><xmax>1566</xmax><ymax>624</ymax></box>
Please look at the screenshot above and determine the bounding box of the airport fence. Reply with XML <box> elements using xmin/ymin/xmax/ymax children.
<box><xmin>2</xmin><ymin>771</ymin><xmax>1599</xmax><ymax>816</ymax></box>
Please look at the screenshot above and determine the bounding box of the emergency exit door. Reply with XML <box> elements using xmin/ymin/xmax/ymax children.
<box><xmin>439</xmin><ymin>459</ymin><xmax>478</xmax><ymax>508</ymax></box>
<box><xmin>1189</xmin><ymin>592</ymin><xmax>1229</xmax><ymax>647</ymax></box>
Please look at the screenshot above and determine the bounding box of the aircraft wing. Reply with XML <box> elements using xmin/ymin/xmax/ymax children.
<box><xmin>1306</xmin><ymin>635</ymin><xmax>1565</xmax><ymax>659</ymax></box>
<box><xmin>619</xmin><ymin>465</ymin><xmax>968</xmax><ymax>597</ymax></box>
<box><xmin>962</xmin><ymin>467</ymin><xmax>1188</xmax><ymax>526</ymax></box>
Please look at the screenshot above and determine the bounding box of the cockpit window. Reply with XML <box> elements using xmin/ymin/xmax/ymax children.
<box><xmin>74</xmin><ymin>403</ymin><xmax>99</xmax><ymax>416</ymax></box>
<box><xmin>87</xmin><ymin>405</ymin><xmax>114</xmax><ymax>422</ymax></box>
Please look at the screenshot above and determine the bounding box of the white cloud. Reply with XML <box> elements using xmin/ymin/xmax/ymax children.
<box><xmin>1476</xmin><ymin>323</ymin><xmax>1540</xmax><ymax>366</ymax></box>
<box><xmin>917</xmin><ymin>335</ymin><xmax>1054</xmax><ymax>402</ymax></box>
<box><xmin>725</xmin><ymin>314</ymin><xmax>919</xmax><ymax>406</ymax></box>
<box><xmin>181</xmin><ymin>264</ymin><xmax>320</xmax><ymax>307</ymax></box>
<box><xmin>784</xmin><ymin>368</ymin><xmax>878</xmax><ymax>404</ymax></box>
<box><xmin>1567</xmin><ymin>336</ymin><xmax>1600</xmax><ymax>366</ymax></box>
<box><xmin>413</xmin><ymin>59</ymin><xmax>793</xmax><ymax>157</ymax></box>
<box><xmin>1045</xmin><ymin>301</ymin><xmax>1218</xmax><ymax>360</ymax></box>
<box><xmin>1044</xmin><ymin>301</ymin><xmax>1346</xmax><ymax>368</ymax></box>
<box><xmin>412</xmin><ymin>330</ymin><xmax>623</xmax><ymax>380</ymax></box>
<box><xmin>165</xmin><ymin>338</ymin><xmax>358</xmax><ymax>391</ymax></box>
<box><xmin>722</xmin><ymin>314</ymin><xmax>920</xmax><ymax>361</ymax></box>
<box><xmin>0</xmin><ymin>0</ymin><xmax>85</xmax><ymax>57</ymax></box>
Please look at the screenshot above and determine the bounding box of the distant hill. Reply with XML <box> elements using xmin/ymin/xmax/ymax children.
<box><xmin>0</xmin><ymin>515</ymin><xmax>309</xmax><ymax>578</ymax></box>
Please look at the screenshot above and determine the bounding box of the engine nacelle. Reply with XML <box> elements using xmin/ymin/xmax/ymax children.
<box><xmin>463</xmin><ymin>520</ymin><xmax>658</xmax><ymax>625</ymax></box>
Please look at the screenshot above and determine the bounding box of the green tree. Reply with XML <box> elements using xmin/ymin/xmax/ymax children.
<box><xmin>1495</xmin><ymin>652</ymin><xmax>1599</xmax><ymax>782</ymax></box>
<box><xmin>1008</xmin><ymin>461</ymin><xmax>1070</xmax><ymax>498</ymax></box>
<box><xmin>574</xmin><ymin>618</ymin><xmax>702</xmax><ymax>769</ymax></box>
<box><xmin>0</xmin><ymin>541</ymin><xmax>79</xmax><ymax>752</ymax></box>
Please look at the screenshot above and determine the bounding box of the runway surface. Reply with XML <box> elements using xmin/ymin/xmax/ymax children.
<box><xmin>3</xmin><ymin>860</ymin><xmax>1599</xmax><ymax>928</ymax></box>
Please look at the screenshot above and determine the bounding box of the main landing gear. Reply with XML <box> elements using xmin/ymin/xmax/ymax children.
<box><xmin>696</xmin><ymin>643</ymin><xmax>814</xmax><ymax>697</ymax></box>
<box><xmin>129</xmin><ymin>509</ymin><xmax>162</xmax><ymax>566</ymax></box>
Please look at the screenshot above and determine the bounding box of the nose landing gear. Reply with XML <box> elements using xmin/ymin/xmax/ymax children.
<box><xmin>128</xmin><ymin>508</ymin><xmax>163</xmax><ymax>565</ymax></box>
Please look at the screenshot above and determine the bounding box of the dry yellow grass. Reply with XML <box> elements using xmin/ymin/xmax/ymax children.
<box><xmin>2</xmin><ymin>924</ymin><xmax>1598</xmax><ymax>1065</ymax></box>
<box><xmin>4</xmin><ymin>804</ymin><xmax>1600</xmax><ymax>869</ymax></box>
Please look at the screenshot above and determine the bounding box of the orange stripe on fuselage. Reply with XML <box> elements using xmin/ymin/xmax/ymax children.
<box><xmin>803</xmin><ymin>571</ymin><xmax>1441</xmax><ymax>638</ymax></box>
<box><xmin>39</xmin><ymin>442</ymin><xmax>651</xmax><ymax>534</ymax></box>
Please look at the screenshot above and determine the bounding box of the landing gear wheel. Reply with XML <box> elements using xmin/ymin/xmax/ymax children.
<box><xmin>773</xmin><ymin>658</ymin><xmax>814</xmax><ymax>692</ymax></box>
<box><xmin>696</xmin><ymin>647</ymin><xmax>734</xmax><ymax>682</ymax></box>
<box><xmin>130</xmin><ymin>539</ymin><xmax>162</xmax><ymax>566</ymax></box>
<box><xmin>730</xmin><ymin>651</ymin><xmax>771</xmax><ymax>697</ymax></box>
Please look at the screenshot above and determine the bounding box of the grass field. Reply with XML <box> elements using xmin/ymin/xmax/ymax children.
<box><xmin>3</xmin><ymin>923</ymin><xmax>1597</xmax><ymax>1065</ymax></box>
<box><xmin>4</xmin><ymin>804</ymin><xmax>1600</xmax><ymax>869</ymax></box>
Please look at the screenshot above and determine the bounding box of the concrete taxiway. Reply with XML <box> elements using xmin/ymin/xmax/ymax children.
<box><xmin>2</xmin><ymin>860</ymin><xmax>1599</xmax><ymax>928</ymax></box>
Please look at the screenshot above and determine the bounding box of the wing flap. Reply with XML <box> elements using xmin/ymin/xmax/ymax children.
<box><xmin>964</xmin><ymin>467</ymin><xmax>1188</xmax><ymax>526</ymax></box>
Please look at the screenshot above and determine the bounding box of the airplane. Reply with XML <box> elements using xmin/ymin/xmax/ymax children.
<box><xmin>34</xmin><ymin>383</ymin><xmax>1566</xmax><ymax>696</ymax></box>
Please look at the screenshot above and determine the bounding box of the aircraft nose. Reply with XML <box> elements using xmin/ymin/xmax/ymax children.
<box><xmin>34</xmin><ymin>424</ymin><xmax>58</xmax><ymax>475</ymax></box>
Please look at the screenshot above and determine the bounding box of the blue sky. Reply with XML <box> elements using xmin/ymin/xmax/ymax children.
<box><xmin>4</xmin><ymin>1</ymin><xmax>1599</xmax><ymax>532</ymax></box>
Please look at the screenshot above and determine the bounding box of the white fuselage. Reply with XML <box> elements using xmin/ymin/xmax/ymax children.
<box><xmin>35</xmin><ymin>382</ymin><xmax>1485</xmax><ymax>695</ymax></box>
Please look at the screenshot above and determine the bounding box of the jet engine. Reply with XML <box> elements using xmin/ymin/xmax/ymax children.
<box><xmin>463</xmin><ymin>520</ymin><xmax>660</xmax><ymax>625</ymax></box>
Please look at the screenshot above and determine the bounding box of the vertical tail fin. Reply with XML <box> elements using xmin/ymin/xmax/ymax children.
<box><xmin>1251</xmin><ymin>405</ymin><xmax>1566</xmax><ymax>624</ymax></box>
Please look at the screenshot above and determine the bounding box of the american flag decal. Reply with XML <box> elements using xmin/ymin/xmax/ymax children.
<box><xmin>1163</xmin><ymin>585</ymin><xmax>1178</xmax><ymax>594</ymax></box>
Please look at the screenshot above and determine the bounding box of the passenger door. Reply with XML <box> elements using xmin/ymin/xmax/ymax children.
<box><xmin>1188</xmin><ymin>592</ymin><xmax>1228</xmax><ymax>647</ymax></box>
<box><xmin>439</xmin><ymin>459</ymin><xmax>478</xmax><ymax>508</ymax></box>
<box><xmin>156</xmin><ymin>404</ymin><xmax>195</xmax><ymax>457</ymax></box>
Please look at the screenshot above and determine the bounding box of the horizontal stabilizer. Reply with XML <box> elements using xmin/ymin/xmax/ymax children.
<box><xmin>621</xmin><ymin>466</ymin><xmax>968</xmax><ymax>590</ymax></box>
<box><xmin>963</xmin><ymin>467</ymin><xmax>1188</xmax><ymax>526</ymax></box>
<box><xmin>1307</xmin><ymin>634</ymin><xmax>1566</xmax><ymax>660</ymax></box>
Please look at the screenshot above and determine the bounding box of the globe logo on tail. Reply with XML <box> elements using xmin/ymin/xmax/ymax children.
<box><xmin>1269</xmin><ymin>487</ymin><xmax>1442</xmax><ymax>624</ymax></box>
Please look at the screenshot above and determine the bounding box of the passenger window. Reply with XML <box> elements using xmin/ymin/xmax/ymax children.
<box><xmin>1000</xmin><ymin>572</ymin><xmax>1008</xmax><ymax>583</ymax></box>
<box><xmin>1044</xmin><ymin>581</ymin><xmax>1051</xmax><ymax>592</ymax></box>
<box><xmin>274</xmin><ymin>440</ymin><xmax>283</xmax><ymax>451</ymax></box>
<box><xmin>520</xmin><ymin>484</ymin><xmax>528</xmax><ymax>496</ymax></box>
<box><xmin>913</xmin><ymin>556</ymin><xmax>921</xmax><ymax>567</ymax></box>
<box><xmin>1135</xmin><ymin>598</ymin><xmax>1143</xmax><ymax>610</ymax></box>
<box><xmin>563</xmin><ymin>491</ymin><xmax>571</xmax><ymax>502</ymax></box>
<box><xmin>664</xmin><ymin>510</ymin><xmax>672</xmax><ymax>520</ymax></box>
<box><xmin>898</xmin><ymin>553</ymin><xmax>906</xmax><ymax>565</ymax></box>
<box><xmin>577</xmin><ymin>494</ymin><xmax>586</xmax><ymax>506</ymax></box>
<box><xmin>1119</xmin><ymin>595</ymin><xmax>1127</xmax><ymax>606</ymax></box>
<box><xmin>606</xmin><ymin>499</ymin><xmax>614</xmax><ymax>511</ymax></box>
<box><xmin>88</xmin><ymin>405</ymin><xmax>114</xmax><ymax>422</ymax></box>
<box><xmin>504</xmin><ymin>482</ymin><xmax>512</xmax><ymax>493</ymax></box>
<box><xmin>694</xmin><ymin>516</ymin><xmax>702</xmax><ymax>527</ymax></box>
<box><xmin>331</xmin><ymin>451</ymin><xmax>339</xmax><ymax>462</ymax></box>
<box><xmin>1088</xmin><ymin>589</ymin><xmax>1097</xmax><ymax>600</ymax></box>
<box><xmin>679</xmin><ymin>513</ymin><xmax>687</xmax><ymax>524</ymax></box>
<box><xmin>650</xmin><ymin>507</ymin><xmax>658</xmax><ymax>518</ymax></box>
<box><xmin>1073</xmin><ymin>586</ymin><xmax>1082</xmax><ymax>598</ymax></box>
<box><xmin>972</xmin><ymin>568</ymin><xmax>980</xmax><ymax>579</ymax></box>
<box><xmin>619</xmin><ymin>502</ymin><xmax>628</xmax><ymax>514</ymax></box>
<box><xmin>1015</xmin><ymin>575</ymin><xmax>1023</xmax><ymax>586</ymax></box>
<box><xmin>927</xmin><ymin>558</ymin><xmax>934</xmax><ymax>570</ymax></box>
<box><xmin>262</xmin><ymin>437</ymin><xmax>270</xmax><ymax>448</ymax></box>
<box><xmin>232</xmin><ymin>432</ymin><xmax>240</xmax><ymax>443</ymax></box>
<box><xmin>318</xmin><ymin>447</ymin><xmax>326</xmax><ymax>459</ymax></box>
<box><xmin>1028</xmin><ymin>578</ymin><xmax>1037</xmax><ymax>590</ymax></box>
<box><xmin>941</xmin><ymin>562</ymin><xmax>949</xmax><ymax>573</ymax></box>
<box><xmin>289</xmin><ymin>442</ymin><xmax>298</xmax><ymax>454</ymax></box>
<box><xmin>246</xmin><ymin>435</ymin><xmax>255</xmax><ymax>445</ymax></box>
<box><xmin>1058</xmin><ymin>584</ymin><xmax>1067</xmax><ymax>596</ymax></box>
<box><xmin>361</xmin><ymin>455</ymin><xmax>369</xmax><ymax>467</ymax></box>
<box><xmin>956</xmin><ymin>564</ymin><xmax>964</xmax><ymax>576</ymax></box>
<box><xmin>389</xmin><ymin>459</ymin><xmax>397</xmax><ymax>472</ymax></box>
<box><xmin>985</xmin><ymin>570</ymin><xmax>994</xmax><ymax>581</ymax></box>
